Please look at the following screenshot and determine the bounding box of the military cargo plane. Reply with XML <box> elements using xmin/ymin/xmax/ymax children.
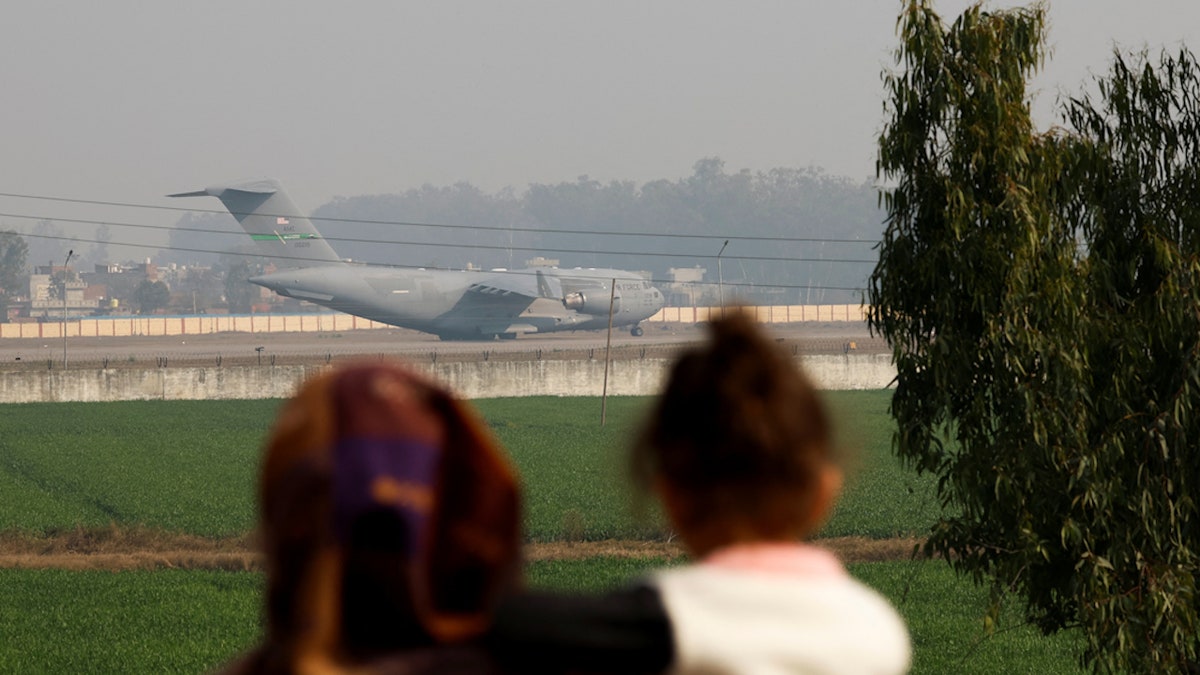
<box><xmin>169</xmin><ymin>178</ymin><xmax>664</xmax><ymax>340</ymax></box>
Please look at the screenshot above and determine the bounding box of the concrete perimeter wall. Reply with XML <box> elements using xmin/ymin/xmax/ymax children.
<box><xmin>0</xmin><ymin>313</ymin><xmax>386</xmax><ymax>340</ymax></box>
<box><xmin>0</xmin><ymin>354</ymin><xmax>895</xmax><ymax>403</ymax></box>
<box><xmin>0</xmin><ymin>304</ymin><xmax>867</xmax><ymax>340</ymax></box>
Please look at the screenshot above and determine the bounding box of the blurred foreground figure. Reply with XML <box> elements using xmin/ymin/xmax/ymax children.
<box><xmin>222</xmin><ymin>361</ymin><xmax>520</xmax><ymax>674</ymax></box>
<box><xmin>635</xmin><ymin>311</ymin><xmax>910</xmax><ymax>673</ymax></box>
<box><xmin>491</xmin><ymin>312</ymin><xmax>910</xmax><ymax>674</ymax></box>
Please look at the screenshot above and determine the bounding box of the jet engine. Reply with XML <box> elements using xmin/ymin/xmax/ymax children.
<box><xmin>564</xmin><ymin>290</ymin><xmax>620</xmax><ymax>316</ymax></box>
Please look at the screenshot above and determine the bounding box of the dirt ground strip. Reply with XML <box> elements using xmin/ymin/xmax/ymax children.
<box><xmin>0</xmin><ymin>528</ymin><xmax>923</xmax><ymax>571</ymax></box>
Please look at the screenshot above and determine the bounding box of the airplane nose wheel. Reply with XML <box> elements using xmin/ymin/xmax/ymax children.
<box><xmin>631</xmin><ymin>325</ymin><xmax>644</xmax><ymax>337</ymax></box>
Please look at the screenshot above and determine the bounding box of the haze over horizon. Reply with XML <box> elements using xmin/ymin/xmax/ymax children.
<box><xmin>1</xmin><ymin>1</ymin><xmax>1197</xmax><ymax>262</ymax></box>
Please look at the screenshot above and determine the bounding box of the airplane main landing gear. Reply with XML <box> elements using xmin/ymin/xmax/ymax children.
<box><xmin>630</xmin><ymin>325</ymin><xmax>644</xmax><ymax>337</ymax></box>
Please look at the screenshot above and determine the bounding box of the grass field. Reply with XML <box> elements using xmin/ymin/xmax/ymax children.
<box><xmin>1</xmin><ymin>392</ymin><xmax>1085</xmax><ymax>672</ymax></box>
<box><xmin>0</xmin><ymin>561</ymin><xmax>1084</xmax><ymax>674</ymax></box>
<box><xmin>0</xmin><ymin>391</ymin><xmax>939</xmax><ymax>540</ymax></box>
<box><xmin>0</xmin><ymin>399</ymin><xmax>268</xmax><ymax>536</ymax></box>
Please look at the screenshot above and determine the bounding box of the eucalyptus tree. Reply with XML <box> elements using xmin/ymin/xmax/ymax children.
<box><xmin>870</xmin><ymin>1</ymin><xmax>1200</xmax><ymax>671</ymax></box>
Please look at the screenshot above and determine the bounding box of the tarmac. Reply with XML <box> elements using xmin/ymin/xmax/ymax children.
<box><xmin>0</xmin><ymin>321</ymin><xmax>886</xmax><ymax>369</ymax></box>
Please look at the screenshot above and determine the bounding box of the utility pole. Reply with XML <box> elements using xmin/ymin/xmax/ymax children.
<box><xmin>600</xmin><ymin>278</ymin><xmax>616</xmax><ymax>426</ymax></box>
<box><xmin>716</xmin><ymin>239</ymin><xmax>729</xmax><ymax>319</ymax></box>
<box><xmin>62</xmin><ymin>249</ymin><xmax>74</xmax><ymax>368</ymax></box>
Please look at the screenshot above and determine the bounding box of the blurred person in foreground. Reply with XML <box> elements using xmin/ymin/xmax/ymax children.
<box><xmin>490</xmin><ymin>311</ymin><xmax>911</xmax><ymax>674</ymax></box>
<box><xmin>220</xmin><ymin>361</ymin><xmax>520</xmax><ymax>674</ymax></box>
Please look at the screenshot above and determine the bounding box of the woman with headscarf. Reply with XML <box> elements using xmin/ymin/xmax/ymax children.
<box><xmin>221</xmin><ymin>361</ymin><xmax>521</xmax><ymax>674</ymax></box>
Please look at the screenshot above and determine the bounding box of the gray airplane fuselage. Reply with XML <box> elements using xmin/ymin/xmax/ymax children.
<box><xmin>251</xmin><ymin>264</ymin><xmax>664</xmax><ymax>340</ymax></box>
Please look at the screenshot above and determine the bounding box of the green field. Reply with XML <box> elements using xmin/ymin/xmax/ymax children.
<box><xmin>0</xmin><ymin>392</ymin><xmax>939</xmax><ymax>540</ymax></box>
<box><xmin>0</xmin><ymin>392</ymin><xmax>1084</xmax><ymax>672</ymax></box>
<box><xmin>0</xmin><ymin>561</ymin><xmax>1084</xmax><ymax>674</ymax></box>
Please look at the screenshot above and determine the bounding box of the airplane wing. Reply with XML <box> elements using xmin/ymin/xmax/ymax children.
<box><xmin>465</xmin><ymin>269</ymin><xmax>562</xmax><ymax>299</ymax></box>
<box><xmin>438</xmin><ymin>270</ymin><xmax>568</xmax><ymax>336</ymax></box>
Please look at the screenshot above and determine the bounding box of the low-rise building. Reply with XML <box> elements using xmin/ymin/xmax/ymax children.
<box><xmin>28</xmin><ymin>265</ymin><xmax>98</xmax><ymax>319</ymax></box>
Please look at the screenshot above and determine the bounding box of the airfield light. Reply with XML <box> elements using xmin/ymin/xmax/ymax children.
<box><xmin>62</xmin><ymin>250</ymin><xmax>73</xmax><ymax>368</ymax></box>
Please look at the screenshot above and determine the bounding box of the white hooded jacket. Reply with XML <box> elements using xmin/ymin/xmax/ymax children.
<box><xmin>653</xmin><ymin>544</ymin><xmax>911</xmax><ymax>675</ymax></box>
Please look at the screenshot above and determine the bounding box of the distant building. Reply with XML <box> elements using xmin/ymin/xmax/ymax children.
<box><xmin>667</xmin><ymin>266</ymin><xmax>708</xmax><ymax>306</ymax></box>
<box><xmin>134</xmin><ymin>258</ymin><xmax>160</xmax><ymax>282</ymax></box>
<box><xmin>80</xmin><ymin>262</ymin><xmax>145</xmax><ymax>315</ymax></box>
<box><xmin>28</xmin><ymin>264</ymin><xmax>98</xmax><ymax>319</ymax></box>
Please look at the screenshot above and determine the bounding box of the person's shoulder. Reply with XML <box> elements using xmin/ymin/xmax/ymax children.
<box><xmin>211</xmin><ymin>645</ymin><xmax>500</xmax><ymax>675</ymax></box>
<box><xmin>488</xmin><ymin>586</ymin><xmax>673</xmax><ymax>673</ymax></box>
<box><xmin>368</xmin><ymin>644</ymin><xmax>499</xmax><ymax>675</ymax></box>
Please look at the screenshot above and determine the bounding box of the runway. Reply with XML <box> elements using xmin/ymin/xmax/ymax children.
<box><xmin>0</xmin><ymin>321</ymin><xmax>883</xmax><ymax>366</ymax></box>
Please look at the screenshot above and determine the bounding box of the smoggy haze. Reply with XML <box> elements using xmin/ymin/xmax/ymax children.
<box><xmin>1</xmin><ymin>1</ymin><xmax>1197</xmax><ymax>257</ymax></box>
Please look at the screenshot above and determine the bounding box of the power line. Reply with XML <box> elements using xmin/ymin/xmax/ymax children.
<box><xmin>13</xmin><ymin>230</ymin><xmax>869</xmax><ymax>294</ymax></box>
<box><xmin>0</xmin><ymin>210</ymin><xmax>879</xmax><ymax>265</ymax></box>
<box><xmin>0</xmin><ymin>190</ymin><xmax>881</xmax><ymax>246</ymax></box>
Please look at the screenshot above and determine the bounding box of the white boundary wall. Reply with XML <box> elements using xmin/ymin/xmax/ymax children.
<box><xmin>0</xmin><ymin>305</ymin><xmax>868</xmax><ymax>340</ymax></box>
<box><xmin>0</xmin><ymin>313</ymin><xmax>386</xmax><ymax>339</ymax></box>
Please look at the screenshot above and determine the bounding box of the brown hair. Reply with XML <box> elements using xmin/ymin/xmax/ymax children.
<box><xmin>634</xmin><ymin>311</ymin><xmax>833</xmax><ymax>545</ymax></box>
<box><xmin>254</xmin><ymin>361</ymin><xmax>520</xmax><ymax>671</ymax></box>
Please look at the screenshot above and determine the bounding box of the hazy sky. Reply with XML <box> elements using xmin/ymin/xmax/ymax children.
<box><xmin>1</xmin><ymin>1</ymin><xmax>1198</xmax><ymax>251</ymax></box>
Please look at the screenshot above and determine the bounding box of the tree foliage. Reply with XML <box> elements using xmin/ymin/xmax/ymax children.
<box><xmin>871</xmin><ymin>1</ymin><xmax>1200</xmax><ymax>671</ymax></box>
<box><xmin>48</xmin><ymin>268</ymin><xmax>77</xmax><ymax>303</ymax></box>
<box><xmin>305</xmin><ymin>160</ymin><xmax>882</xmax><ymax>303</ymax></box>
<box><xmin>133</xmin><ymin>280</ymin><xmax>170</xmax><ymax>315</ymax></box>
<box><xmin>222</xmin><ymin>258</ymin><xmax>261</xmax><ymax>314</ymax></box>
<box><xmin>89</xmin><ymin>224</ymin><xmax>112</xmax><ymax>266</ymax></box>
<box><xmin>0</xmin><ymin>230</ymin><xmax>29</xmax><ymax>298</ymax></box>
<box><xmin>161</xmin><ymin>212</ymin><xmax>246</xmax><ymax>267</ymax></box>
<box><xmin>26</xmin><ymin>219</ymin><xmax>69</xmax><ymax>272</ymax></box>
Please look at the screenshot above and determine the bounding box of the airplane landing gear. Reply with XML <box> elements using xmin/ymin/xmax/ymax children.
<box><xmin>630</xmin><ymin>325</ymin><xmax>644</xmax><ymax>337</ymax></box>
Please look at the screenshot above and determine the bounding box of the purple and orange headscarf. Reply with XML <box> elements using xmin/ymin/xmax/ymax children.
<box><xmin>255</xmin><ymin>361</ymin><xmax>520</xmax><ymax>670</ymax></box>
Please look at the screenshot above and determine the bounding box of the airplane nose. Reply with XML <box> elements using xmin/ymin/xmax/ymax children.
<box><xmin>248</xmin><ymin>274</ymin><xmax>280</xmax><ymax>291</ymax></box>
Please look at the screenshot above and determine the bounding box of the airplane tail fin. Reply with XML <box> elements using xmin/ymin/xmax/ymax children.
<box><xmin>168</xmin><ymin>178</ymin><xmax>343</xmax><ymax>267</ymax></box>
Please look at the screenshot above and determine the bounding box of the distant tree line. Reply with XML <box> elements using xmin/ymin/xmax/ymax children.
<box><xmin>163</xmin><ymin>158</ymin><xmax>884</xmax><ymax>304</ymax></box>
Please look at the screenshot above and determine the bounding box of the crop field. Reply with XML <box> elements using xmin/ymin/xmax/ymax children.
<box><xmin>0</xmin><ymin>391</ymin><xmax>939</xmax><ymax>540</ymax></box>
<box><xmin>1</xmin><ymin>392</ymin><xmax>1085</xmax><ymax>672</ymax></box>
<box><xmin>0</xmin><ymin>561</ymin><xmax>1083</xmax><ymax>674</ymax></box>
